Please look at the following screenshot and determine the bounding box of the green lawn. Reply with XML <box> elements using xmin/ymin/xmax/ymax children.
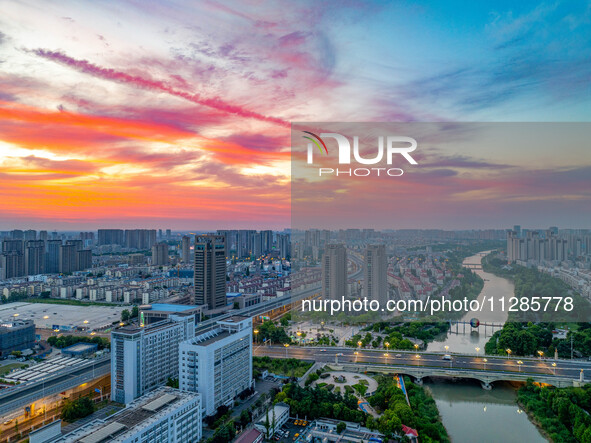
<box><xmin>0</xmin><ymin>363</ymin><xmax>25</xmax><ymax>376</ymax></box>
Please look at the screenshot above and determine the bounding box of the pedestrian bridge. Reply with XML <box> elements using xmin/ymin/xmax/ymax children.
<box><xmin>334</xmin><ymin>363</ymin><xmax>586</xmax><ymax>390</ymax></box>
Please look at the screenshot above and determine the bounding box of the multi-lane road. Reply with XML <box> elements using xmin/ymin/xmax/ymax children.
<box><xmin>0</xmin><ymin>356</ymin><xmax>110</xmax><ymax>417</ymax></box>
<box><xmin>254</xmin><ymin>345</ymin><xmax>591</xmax><ymax>381</ymax></box>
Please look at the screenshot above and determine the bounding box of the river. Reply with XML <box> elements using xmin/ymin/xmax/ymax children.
<box><xmin>426</xmin><ymin>251</ymin><xmax>547</xmax><ymax>442</ymax></box>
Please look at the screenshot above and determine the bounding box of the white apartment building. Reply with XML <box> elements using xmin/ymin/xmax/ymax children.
<box><xmin>179</xmin><ymin>315</ymin><xmax>253</xmax><ymax>416</ymax></box>
<box><xmin>111</xmin><ymin>314</ymin><xmax>195</xmax><ymax>404</ymax></box>
<box><xmin>52</xmin><ymin>387</ymin><xmax>202</xmax><ymax>443</ymax></box>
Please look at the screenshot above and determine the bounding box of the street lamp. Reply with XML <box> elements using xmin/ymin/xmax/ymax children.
<box><xmin>537</xmin><ymin>350</ymin><xmax>544</xmax><ymax>359</ymax></box>
<box><xmin>358</xmin><ymin>341</ymin><xmax>363</xmax><ymax>349</ymax></box>
<box><xmin>414</xmin><ymin>344</ymin><xmax>420</xmax><ymax>352</ymax></box>
<box><xmin>506</xmin><ymin>348</ymin><xmax>512</xmax><ymax>359</ymax></box>
<box><xmin>483</xmin><ymin>358</ymin><xmax>487</xmax><ymax>370</ymax></box>
<box><xmin>354</xmin><ymin>351</ymin><xmax>359</xmax><ymax>363</ymax></box>
<box><xmin>254</xmin><ymin>329</ymin><xmax>259</xmax><ymax>344</ymax></box>
<box><xmin>284</xmin><ymin>343</ymin><xmax>289</xmax><ymax>357</ymax></box>
<box><xmin>416</xmin><ymin>354</ymin><xmax>421</xmax><ymax>367</ymax></box>
<box><xmin>444</xmin><ymin>345</ymin><xmax>449</xmax><ymax>353</ymax></box>
<box><xmin>475</xmin><ymin>347</ymin><xmax>480</xmax><ymax>357</ymax></box>
<box><xmin>552</xmin><ymin>362</ymin><xmax>557</xmax><ymax>375</ymax></box>
<box><xmin>517</xmin><ymin>360</ymin><xmax>523</xmax><ymax>372</ymax></box>
<box><xmin>385</xmin><ymin>341</ymin><xmax>390</xmax><ymax>353</ymax></box>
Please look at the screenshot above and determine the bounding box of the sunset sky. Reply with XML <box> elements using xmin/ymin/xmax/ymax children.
<box><xmin>1</xmin><ymin>1</ymin><xmax>590</xmax><ymax>230</ymax></box>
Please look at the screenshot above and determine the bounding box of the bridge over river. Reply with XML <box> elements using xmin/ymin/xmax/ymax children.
<box><xmin>255</xmin><ymin>345</ymin><xmax>591</xmax><ymax>390</ymax></box>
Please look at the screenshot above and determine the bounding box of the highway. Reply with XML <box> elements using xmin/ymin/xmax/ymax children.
<box><xmin>254</xmin><ymin>345</ymin><xmax>591</xmax><ymax>381</ymax></box>
<box><xmin>0</xmin><ymin>356</ymin><xmax>110</xmax><ymax>416</ymax></box>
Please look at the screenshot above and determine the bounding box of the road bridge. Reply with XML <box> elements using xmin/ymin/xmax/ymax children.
<box><xmin>255</xmin><ymin>346</ymin><xmax>591</xmax><ymax>390</ymax></box>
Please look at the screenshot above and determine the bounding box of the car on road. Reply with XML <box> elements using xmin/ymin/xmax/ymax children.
<box><xmin>395</xmin><ymin>354</ymin><xmax>402</xmax><ymax>357</ymax></box>
<box><xmin>442</xmin><ymin>354</ymin><xmax>452</xmax><ymax>360</ymax></box>
<box><xmin>3</xmin><ymin>419</ymin><xmax>13</xmax><ymax>425</ymax></box>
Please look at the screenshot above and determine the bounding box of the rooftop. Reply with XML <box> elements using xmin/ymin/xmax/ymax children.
<box><xmin>56</xmin><ymin>387</ymin><xmax>200</xmax><ymax>443</ymax></box>
<box><xmin>62</xmin><ymin>343</ymin><xmax>98</xmax><ymax>353</ymax></box>
<box><xmin>147</xmin><ymin>303</ymin><xmax>197</xmax><ymax>312</ymax></box>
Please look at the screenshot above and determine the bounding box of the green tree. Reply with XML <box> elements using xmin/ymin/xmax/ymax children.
<box><xmin>121</xmin><ymin>309</ymin><xmax>130</xmax><ymax>322</ymax></box>
<box><xmin>166</xmin><ymin>377</ymin><xmax>179</xmax><ymax>388</ymax></box>
<box><xmin>336</xmin><ymin>422</ymin><xmax>347</xmax><ymax>434</ymax></box>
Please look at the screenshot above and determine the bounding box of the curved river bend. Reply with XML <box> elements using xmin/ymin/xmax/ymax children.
<box><xmin>426</xmin><ymin>252</ymin><xmax>546</xmax><ymax>443</ymax></box>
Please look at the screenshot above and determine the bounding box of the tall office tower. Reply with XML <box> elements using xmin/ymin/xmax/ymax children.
<box><xmin>179</xmin><ymin>316</ymin><xmax>252</xmax><ymax>416</ymax></box>
<box><xmin>111</xmin><ymin>315</ymin><xmax>195</xmax><ymax>404</ymax></box>
<box><xmin>10</xmin><ymin>230</ymin><xmax>24</xmax><ymax>240</ymax></box>
<box><xmin>38</xmin><ymin>230</ymin><xmax>48</xmax><ymax>242</ymax></box>
<box><xmin>24</xmin><ymin>240</ymin><xmax>45</xmax><ymax>275</ymax></box>
<box><xmin>322</xmin><ymin>244</ymin><xmax>347</xmax><ymax>300</ymax></box>
<box><xmin>166</xmin><ymin>229</ymin><xmax>172</xmax><ymax>239</ymax></box>
<box><xmin>277</xmin><ymin>233</ymin><xmax>291</xmax><ymax>258</ymax></box>
<box><xmin>193</xmin><ymin>235</ymin><xmax>226</xmax><ymax>309</ymax></box>
<box><xmin>59</xmin><ymin>244</ymin><xmax>77</xmax><ymax>273</ymax></box>
<box><xmin>97</xmin><ymin>229</ymin><xmax>125</xmax><ymax>246</ymax></box>
<box><xmin>363</xmin><ymin>244</ymin><xmax>387</xmax><ymax>305</ymax></box>
<box><xmin>158</xmin><ymin>229</ymin><xmax>163</xmax><ymax>239</ymax></box>
<box><xmin>181</xmin><ymin>235</ymin><xmax>191</xmax><ymax>263</ymax></box>
<box><xmin>1</xmin><ymin>240</ymin><xmax>25</xmax><ymax>279</ymax></box>
<box><xmin>151</xmin><ymin>242</ymin><xmax>169</xmax><ymax>266</ymax></box>
<box><xmin>513</xmin><ymin>225</ymin><xmax>521</xmax><ymax>238</ymax></box>
<box><xmin>24</xmin><ymin>230</ymin><xmax>37</xmax><ymax>241</ymax></box>
<box><xmin>45</xmin><ymin>240</ymin><xmax>61</xmax><ymax>273</ymax></box>
<box><xmin>261</xmin><ymin>230</ymin><xmax>273</xmax><ymax>255</ymax></box>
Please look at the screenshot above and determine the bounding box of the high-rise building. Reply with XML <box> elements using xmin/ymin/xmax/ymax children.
<box><xmin>166</xmin><ymin>229</ymin><xmax>172</xmax><ymax>239</ymax></box>
<box><xmin>193</xmin><ymin>235</ymin><xmax>226</xmax><ymax>309</ymax></box>
<box><xmin>363</xmin><ymin>244</ymin><xmax>387</xmax><ymax>305</ymax></box>
<box><xmin>1</xmin><ymin>240</ymin><xmax>25</xmax><ymax>279</ymax></box>
<box><xmin>261</xmin><ymin>230</ymin><xmax>273</xmax><ymax>255</ymax></box>
<box><xmin>10</xmin><ymin>230</ymin><xmax>24</xmax><ymax>240</ymax></box>
<box><xmin>111</xmin><ymin>315</ymin><xmax>195</xmax><ymax>404</ymax></box>
<box><xmin>151</xmin><ymin>242</ymin><xmax>169</xmax><ymax>266</ymax></box>
<box><xmin>24</xmin><ymin>240</ymin><xmax>45</xmax><ymax>275</ymax></box>
<box><xmin>513</xmin><ymin>225</ymin><xmax>521</xmax><ymax>238</ymax></box>
<box><xmin>179</xmin><ymin>316</ymin><xmax>252</xmax><ymax>416</ymax></box>
<box><xmin>56</xmin><ymin>387</ymin><xmax>202</xmax><ymax>443</ymax></box>
<box><xmin>322</xmin><ymin>244</ymin><xmax>347</xmax><ymax>300</ymax></box>
<box><xmin>125</xmin><ymin>229</ymin><xmax>157</xmax><ymax>249</ymax></box>
<box><xmin>45</xmin><ymin>239</ymin><xmax>62</xmax><ymax>273</ymax></box>
<box><xmin>181</xmin><ymin>236</ymin><xmax>191</xmax><ymax>263</ymax></box>
<box><xmin>24</xmin><ymin>229</ymin><xmax>37</xmax><ymax>241</ymax></box>
<box><xmin>38</xmin><ymin>230</ymin><xmax>48</xmax><ymax>242</ymax></box>
<box><xmin>277</xmin><ymin>233</ymin><xmax>291</xmax><ymax>258</ymax></box>
<box><xmin>59</xmin><ymin>244</ymin><xmax>78</xmax><ymax>273</ymax></box>
<box><xmin>97</xmin><ymin>229</ymin><xmax>125</xmax><ymax>246</ymax></box>
<box><xmin>77</xmin><ymin>249</ymin><xmax>92</xmax><ymax>271</ymax></box>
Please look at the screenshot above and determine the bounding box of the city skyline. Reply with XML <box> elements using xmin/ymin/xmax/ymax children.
<box><xmin>2</xmin><ymin>1</ymin><xmax>591</xmax><ymax>230</ymax></box>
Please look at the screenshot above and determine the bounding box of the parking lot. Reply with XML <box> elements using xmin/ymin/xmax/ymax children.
<box><xmin>273</xmin><ymin>418</ymin><xmax>310</xmax><ymax>442</ymax></box>
<box><xmin>0</xmin><ymin>302</ymin><xmax>127</xmax><ymax>331</ymax></box>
